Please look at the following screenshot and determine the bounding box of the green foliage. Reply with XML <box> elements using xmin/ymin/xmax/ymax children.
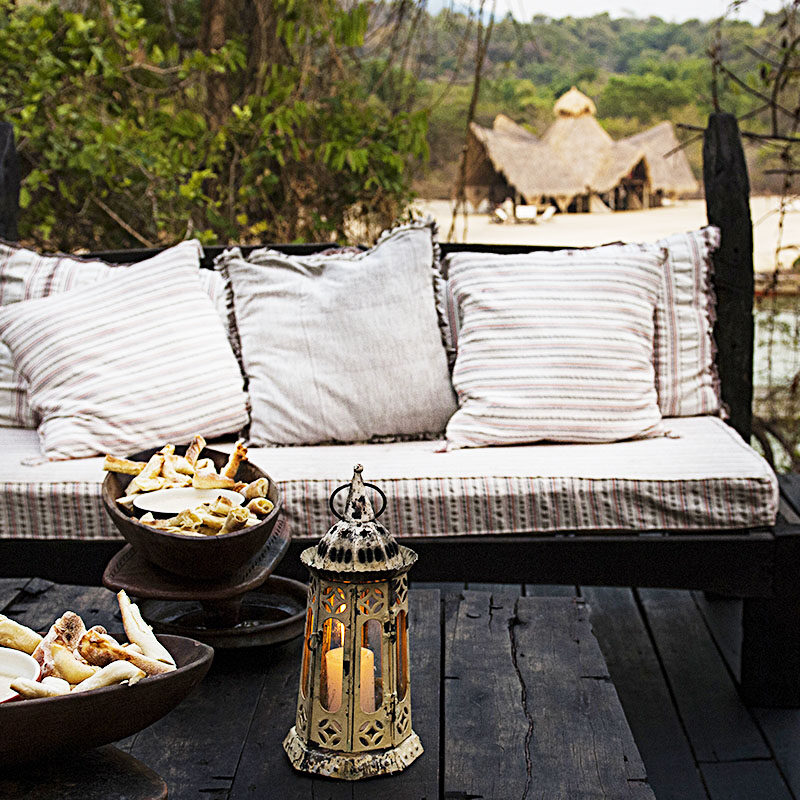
<box><xmin>0</xmin><ymin>0</ymin><xmax>428</xmax><ymax>249</ymax></box>
<box><xmin>598</xmin><ymin>74</ymin><xmax>693</xmax><ymax>123</ymax></box>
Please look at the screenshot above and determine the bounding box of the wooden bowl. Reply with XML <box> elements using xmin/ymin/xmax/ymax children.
<box><xmin>102</xmin><ymin>446</ymin><xmax>283</xmax><ymax>580</ymax></box>
<box><xmin>0</xmin><ymin>634</ymin><xmax>213</xmax><ymax>765</ymax></box>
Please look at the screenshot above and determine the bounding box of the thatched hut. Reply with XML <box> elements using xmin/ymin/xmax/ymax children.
<box><xmin>465</xmin><ymin>86</ymin><xmax>698</xmax><ymax>214</ymax></box>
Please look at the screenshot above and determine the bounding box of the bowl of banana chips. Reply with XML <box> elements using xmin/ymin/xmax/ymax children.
<box><xmin>0</xmin><ymin>591</ymin><xmax>213</xmax><ymax>765</ymax></box>
<box><xmin>102</xmin><ymin>435</ymin><xmax>282</xmax><ymax>580</ymax></box>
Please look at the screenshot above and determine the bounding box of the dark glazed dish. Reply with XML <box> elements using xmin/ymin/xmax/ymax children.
<box><xmin>0</xmin><ymin>634</ymin><xmax>213</xmax><ymax>765</ymax></box>
<box><xmin>102</xmin><ymin>446</ymin><xmax>283</xmax><ymax>580</ymax></box>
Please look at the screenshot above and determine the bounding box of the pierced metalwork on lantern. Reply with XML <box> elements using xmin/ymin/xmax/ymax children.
<box><xmin>283</xmin><ymin>464</ymin><xmax>422</xmax><ymax>780</ymax></box>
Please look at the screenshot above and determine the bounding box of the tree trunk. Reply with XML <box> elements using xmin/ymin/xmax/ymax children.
<box><xmin>201</xmin><ymin>0</ymin><xmax>231</xmax><ymax>130</ymax></box>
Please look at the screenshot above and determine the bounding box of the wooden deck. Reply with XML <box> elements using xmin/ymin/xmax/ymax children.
<box><xmin>1</xmin><ymin>577</ymin><xmax>797</xmax><ymax>798</ymax></box>
<box><xmin>413</xmin><ymin>581</ymin><xmax>800</xmax><ymax>800</ymax></box>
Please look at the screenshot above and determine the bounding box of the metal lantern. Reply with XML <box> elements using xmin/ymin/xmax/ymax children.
<box><xmin>283</xmin><ymin>465</ymin><xmax>422</xmax><ymax>780</ymax></box>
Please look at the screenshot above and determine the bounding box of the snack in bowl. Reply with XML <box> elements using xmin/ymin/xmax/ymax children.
<box><xmin>104</xmin><ymin>436</ymin><xmax>274</xmax><ymax>536</ymax></box>
<box><xmin>0</xmin><ymin>629</ymin><xmax>213</xmax><ymax>767</ymax></box>
<box><xmin>0</xmin><ymin>590</ymin><xmax>175</xmax><ymax>700</ymax></box>
<box><xmin>0</xmin><ymin>647</ymin><xmax>40</xmax><ymax>703</ymax></box>
<box><xmin>101</xmin><ymin>438</ymin><xmax>283</xmax><ymax>579</ymax></box>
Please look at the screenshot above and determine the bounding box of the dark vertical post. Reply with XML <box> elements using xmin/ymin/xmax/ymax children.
<box><xmin>703</xmin><ymin>112</ymin><xmax>753</xmax><ymax>442</ymax></box>
<box><xmin>0</xmin><ymin>122</ymin><xmax>20</xmax><ymax>242</ymax></box>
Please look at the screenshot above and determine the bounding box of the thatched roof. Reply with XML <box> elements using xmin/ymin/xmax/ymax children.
<box><xmin>624</xmin><ymin>121</ymin><xmax>698</xmax><ymax>195</ymax></box>
<box><xmin>467</xmin><ymin>87</ymin><xmax>698</xmax><ymax>206</ymax></box>
<box><xmin>553</xmin><ymin>86</ymin><xmax>597</xmax><ymax>117</ymax></box>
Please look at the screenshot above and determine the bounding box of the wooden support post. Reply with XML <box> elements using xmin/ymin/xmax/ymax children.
<box><xmin>741</xmin><ymin>520</ymin><xmax>800</xmax><ymax>707</ymax></box>
<box><xmin>703</xmin><ymin>113</ymin><xmax>753</xmax><ymax>443</ymax></box>
<box><xmin>0</xmin><ymin>122</ymin><xmax>20</xmax><ymax>242</ymax></box>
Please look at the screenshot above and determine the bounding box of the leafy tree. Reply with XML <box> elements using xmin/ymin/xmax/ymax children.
<box><xmin>598</xmin><ymin>74</ymin><xmax>693</xmax><ymax>123</ymax></box>
<box><xmin>0</xmin><ymin>0</ymin><xmax>429</xmax><ymax>249</ymax></box>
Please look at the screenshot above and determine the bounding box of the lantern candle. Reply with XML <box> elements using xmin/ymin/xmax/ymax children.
<box><xmin>325</xmin><ymin>647</ymin><xmax>375</xmax><ymax>713</ymax></box>
<box><xmin>285</xmin><ymin>464</ymin><xmax>422</xmax><ymax>780</ymax></box>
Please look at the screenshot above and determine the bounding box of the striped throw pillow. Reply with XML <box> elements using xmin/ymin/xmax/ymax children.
<box><xmin>0</xmin><ymin>240</ymin><xmax>227</xmax><ymax>429</ymax></box>
<box><xmin>0</xmin><ymin>257</ymin><xmax>248</xmax><ymax>460</ymax></box>
<box><xmin>653</xmin><ymin>226</ymin><xmax>721</xmax><ymax>417</ymax></box>
<box><xmin>445</xmin><ymin>244</ymin><xmax>666</xmax><ymax>449</ymax></box>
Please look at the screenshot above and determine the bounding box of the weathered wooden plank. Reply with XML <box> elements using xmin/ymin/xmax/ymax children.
<box><xmin>228</xmin><ymin>590</ymin><xmax>441</xmax><ymax>800</ymax></box>
<box><xmin>691</xmin><ymin>590</ymin><xmax>742</xmax><ymax>682</ymax></box>
<box><xmin>526</xmin><ymin>583</ymin><xmax>577</xmax><ymax>597</ymax></box>
<box><xmin>444</xmin><ymin>590</ymin><xmax>529</xmax><ymax>798</ymax></box>
<box><xmin>515</xmin><ymin>596</ymin><xmax>654</xmax><ymax>799</ymax></box>
<box><xmin>584</xmin><ymin>587</ymin><xmax>708</xmax><ymax>800</ymax></box>
<box><xmin>0</xmin><ymin>745</ymin><xmax>167</xmax><ymax>800</ymax></box>
<box><xmin>754</xmin><ymin>707</ymin><xmax>800</xmax><ymax>798</ymax></box>
<box><xmin>3</xmin><ymin>579</ymin><xmax>120</xmax><ymax>631</ymax></box>
<box><xmin>466</xmin><ymin>581</ymin><xmax>524</xmax><ymax>593</ymax></box>
<box><xmin>128</xmin><ymin>645</ymin><xmax>270</xmax><ymax>800</ymax></box>
<box><xmin>0</xmin><ymin>576</ymin><xmax>30</xmax><ymax>612</ymax></box>
<box><xmin>700</xmin><ymin>760</ymin><xmax>793</xmax><ymax>800</ymax></box>
<box><xmin>639</xmin><ymin>588</ymin><xmax>769</xmax><ymax>761</ymax></box>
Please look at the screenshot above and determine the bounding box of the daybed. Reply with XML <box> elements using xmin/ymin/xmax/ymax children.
<box><xmin>0</xmin><ymin>114</ymin><xmax>797</xmax><ymax>708</ymax></box>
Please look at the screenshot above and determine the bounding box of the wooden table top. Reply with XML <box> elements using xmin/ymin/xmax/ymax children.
<box><xmin>0</xmin><ymin>579</ymin><xmax>654</xmax><ymax>800</ymax></box>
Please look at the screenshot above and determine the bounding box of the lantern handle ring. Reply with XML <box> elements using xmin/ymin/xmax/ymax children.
<box><xmin>329</xmin><ymin>482</ymin><xmax>387</xmax><ymax>521</ymax></box>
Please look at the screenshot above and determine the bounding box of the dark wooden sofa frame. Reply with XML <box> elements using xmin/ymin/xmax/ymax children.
<box><xmin>1</xmin><ymin>113</ymin><xmax>798</xmax><ymax>707</ymax></box>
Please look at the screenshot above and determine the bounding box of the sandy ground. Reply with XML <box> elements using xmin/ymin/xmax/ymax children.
<box><xmin>413</xmin><ymin>196</ymin><xmax>795</xmax><ymax>274</ymax></box>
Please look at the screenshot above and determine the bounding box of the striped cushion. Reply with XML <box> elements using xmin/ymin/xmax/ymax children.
<box><xmin>0</xmin><ymin>257</ymin><xmax>248</xmax><ymax>460</ymax></box>
<box><xmin>0</xmin><ymin>240</ymin><xmax>227</xmax><ymax>429</ymax></box>
<box><xmin>443</xmin><ymin>228</ymin><xmax>723</xmax><ymax>418</ymax></box>
<box><xmin>444</xmin><ymin>244</ymin><xmax>666</xmax><ymax>449</ymax></box>
<box><xmin>0</xmin><ymin>417</ymin><xmax>777</xmax><ymax>539</ymax></box>
<box><xmin>653</xmin><ymin>227</ymin><xmax>722</xmax><ymax>416</ymax></box>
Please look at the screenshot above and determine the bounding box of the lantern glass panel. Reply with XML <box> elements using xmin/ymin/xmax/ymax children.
<box><xmin>300</xmin><ymin>606</ymin><xmax>314</xmax><ymax>698</ymax></box>
<box><xmin>396</xmin><ymin>610</ymin><xmax>409</xmax><ymax>701</ymax></box>
<box><xmin>320</xmin><ymin>617</ymin><xmax>346</xmax><ymax>713</ymax></box>
<box><xmin>359</xmin><ymin>619</ymin><xmax>383</xmax><ymax>713</ymax></box>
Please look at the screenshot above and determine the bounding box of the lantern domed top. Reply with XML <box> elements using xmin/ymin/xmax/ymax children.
<box><xmin>301</xmin><ymin>465</ymin><xmax>413</xmax><ymax>574</ymax></box>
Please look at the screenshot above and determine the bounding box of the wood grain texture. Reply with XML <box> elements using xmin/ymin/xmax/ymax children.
<box><xmin>700</xmin><ymin>760</ymin><xmax>793</xmax><ymax>800</ymax></box>
<box><xmin>0</xmin><ymin>745</ymin><xmax>166</xmax><ymax>800</ymax></box>
<box><xmin>703</xmin><ymin>111</ymin><xmax>754</xmax><ymax>442</ymax></box>
<box><xmin>584</xmin><ymin>586</ymin><xmax>708</xmax><ymax>800</ymax></box>
<box><xmin>639</xmin><ymin>588</ymin><xmax>768</xmax><ymax>761</ymax></box>
<box><xmin>126</xmin><ymin>645</ymin><xmax>269</xmax><ymax>800</ymax></box>
<box><xmin>3</xmin><ymin>579</ymin><xmax>120</xmax><ymax>631</ymax></box>
<box><xmin>754</xmin><ymin>705</ymin><xmax>800</xmax><ymax>799</ymax></box>
<box><xmin>692</xmin><ymin>590</ymin><xmax>742</xmax><ymax>682</ymax></box>
<box><xmin>444</xmin><ymin>589</ymin><xmax>530</xmax><ymax>798</ymax></box>
<box><xmin>0</xmin><ymin>576</ymin><xmax>30</xmax><ymax>612</ymax></box>
<box><xmin>514</xmin><ymin>596</ymin><xmax>653</xmax><ymax>799</ymax></box>
<box><xmin>445</xmin><ymin>592</ymin><xmax>653</xmax><ymax>799</ymax></box>
<box><xmin>525</xmin><ymin>583</ymin><xmax>577</xmax><ymax>597</ymax></box>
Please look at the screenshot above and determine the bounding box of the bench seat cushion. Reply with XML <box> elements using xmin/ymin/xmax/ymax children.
<box><xmin>0</xmin><ymin>417</ymin><xmax>777</xmax><ymax>541</ymax></box>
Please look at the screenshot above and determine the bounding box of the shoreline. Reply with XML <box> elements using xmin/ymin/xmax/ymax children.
<box><xmin>413</xmin><ymin>195</ymin><xmax>794</xmax><ymax>277</ymax></box>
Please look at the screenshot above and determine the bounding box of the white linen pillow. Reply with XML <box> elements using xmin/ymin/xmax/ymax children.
<box><xmin>653</xmin><ymin>226</ymin><xmax>721</xmax><ymax>416</ymax></box>
<box><xmin>0</xmin><ymin>240</ymin><xmax>227</xmax><ymax>428</ymax></box>
<box><xmin>217</xmin><ymin>220</ymin><xmax>457</xmax><ymax>445</ymax></box>
<box><xmin>0</xmin><ymin>257</ymin><xmax>248</xmax><ymax>460</ymax></box>
<box><xmin>444</xmin><ymin>244</ymin><xmax>666</xmax><ymax>449</ymax></box>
